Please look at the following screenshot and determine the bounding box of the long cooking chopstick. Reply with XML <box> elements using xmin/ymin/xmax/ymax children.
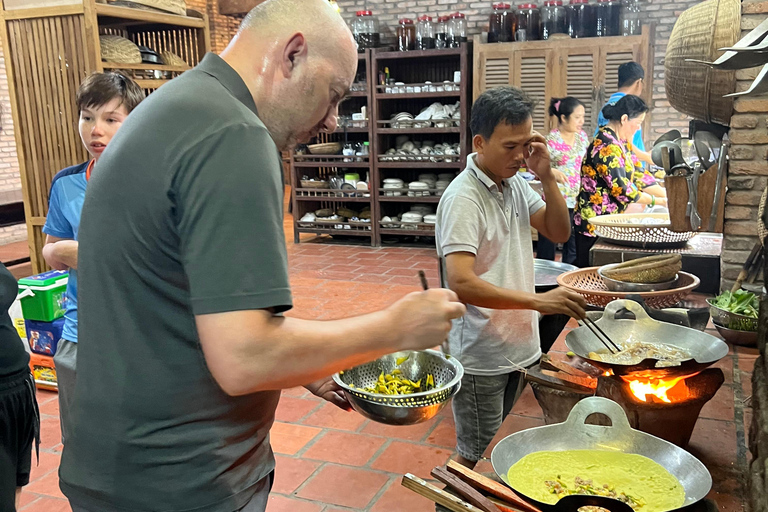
<box><xmin>581</xmin><ymin>317</ymin><xmax>620</xmax><ymax>354</ymax></box>
<box><xmin>446</xmin><ymin>461</ymin><xmax>543</xmax><ymax>512</ymax></box>
<box><xmin>431</xmin><ymin>466</ymin><xmax>501</xmax><ymax>512</ymax></box>
<box><xmin>402</xmin><ymin>473</ymin><xmax>485</xmax><ymax>512</ymax></box>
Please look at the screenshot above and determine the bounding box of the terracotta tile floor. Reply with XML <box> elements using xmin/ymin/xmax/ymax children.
<box><xmin>14</xmin><ymin>192</ymin><xmax>755</xmax><ymax>512</ymax></box>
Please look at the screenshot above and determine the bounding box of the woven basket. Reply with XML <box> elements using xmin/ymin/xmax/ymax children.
<box><xmin>557</xmin><ymin>268</ymin><xmax>700</xmax><ymax>309</ymax></box>
<box><xmin>588</xmin><ymin>213</ymin><xmax>696</xmax><ymax>247</ymax></box>
<box><xmin>106</xmin><ymin>0</ymin><xmax>186</xmax><ymax>15</ymax></box>
<box><xmin>664</xmin><ymin>0</ymin><xmax>740</xmax><ymax>125</ymax></box>
<box><xmin>307</xmin><ymin>142</ymin><xmax>342</xmax><ymax>155</ymax></box>
<box><xmin>160</xmin><ymin>51</ymin><xmax>190</xmax><ymax>69</ymax></box>
<box><xmin>100</xmin><ymin>35</ymin><xmax>141</xmax><ymax>64</ymax></box>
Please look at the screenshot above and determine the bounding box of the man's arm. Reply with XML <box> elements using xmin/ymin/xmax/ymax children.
<box><xmin>42</xmin><ymin>235</ymin><xmax>78</xmax><ymax>271</ymax></box>
<box><xmin>195</xmin><ymin>289</ymin><xmax>465</xmax><ymax>396</ymax></box>
<box><xmin>444</xmin><ymin>252</ymin><xmax>587</xmax><ymax>317</ymax></box>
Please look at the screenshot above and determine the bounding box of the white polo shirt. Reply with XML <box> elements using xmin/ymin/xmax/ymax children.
<box><xmin>436</xmin><ymin>153</ymin><xmax>545</xmax><ymax>375</ymax></box>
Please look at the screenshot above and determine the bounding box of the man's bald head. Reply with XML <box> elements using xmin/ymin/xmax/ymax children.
<box><xmin>220</xmin><ymin>0</ymin><xmax>358</xmax><ymax>150</ymax></box>
<box><xmin>239</xmin><ymin>0</ymin><xmax>355</xmax><ymax>57</ymax></box>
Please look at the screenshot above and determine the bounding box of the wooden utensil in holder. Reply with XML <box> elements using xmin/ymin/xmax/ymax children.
<box><xmin>665</xmin><ymin>163</ymin><xmax>725</xmax><ymax>233</ymax></box>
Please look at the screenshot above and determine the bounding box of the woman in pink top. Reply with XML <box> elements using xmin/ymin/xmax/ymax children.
<box><xmin>537</xmin><ymin>97</ymin><xmax>588</xmax><ymax>265</ymax></box>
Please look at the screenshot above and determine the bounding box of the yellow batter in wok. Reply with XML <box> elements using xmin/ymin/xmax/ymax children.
<box><xmin>506</xmin><ymin>450</ymin><xmax>685</xmax><ymax>512</ymax></box>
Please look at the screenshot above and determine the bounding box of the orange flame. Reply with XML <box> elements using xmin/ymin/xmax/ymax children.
<box><xmin>621</xmin><ymin>376</ymin><xmax>687</xmax><ymax>403</ymax></box>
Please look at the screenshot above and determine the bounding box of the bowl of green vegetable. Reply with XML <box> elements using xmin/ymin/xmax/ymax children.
<box><xmin>707</xmin><ymin>289</ymin><xmax>760</xmax><ymax>332</ymax></box>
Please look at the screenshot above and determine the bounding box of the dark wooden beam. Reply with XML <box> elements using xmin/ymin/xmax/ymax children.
<box><xmin>218</xmin><ymin>0</ymin><xmax>268</xmax><ymax>16</ymax></box>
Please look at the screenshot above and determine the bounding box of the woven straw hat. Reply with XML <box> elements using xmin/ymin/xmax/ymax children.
<box><xmin>105</xmin><ymin>0</ymin><xmax>186</xmax><ymax>16</ymax></box>
<box><xmin>100</xmin><ymin>35</ymin><xmax>142</xmax><ymax>64</ymax></box>
<box><xmin>160</xmin><ymin>51</ymin><xmax>190</xmax><ymax>69</ymax></box>
<box><xmin>665</xmin><ymin>0</ymin><xmax>740</xmax><ymax>125</ymax></box>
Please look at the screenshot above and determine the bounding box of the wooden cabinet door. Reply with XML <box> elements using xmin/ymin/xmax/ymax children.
<box><xmin>511</xmin><ymin>48</ymin><xmax>554</xmax><ymax>133</ymax></box>
<box><xmin>473</xmin><ymin>44</ymin><xmax>514</xmax><ymax>102</ymax></box>
<box><xmin>555</xmin><ymin>47</ymin><xmax>600</xmax><ymax>135</ymax></box>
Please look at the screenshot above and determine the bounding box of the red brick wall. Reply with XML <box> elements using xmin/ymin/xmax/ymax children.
<box><xmin>0</xmin><ymin>39</ymin><xmax>25</xmax><ymax>245</ymax></box>
<box><xmin>187</xmin><ymin>0</ymin><xmax>244</xmax><ymax>52</ymax></box>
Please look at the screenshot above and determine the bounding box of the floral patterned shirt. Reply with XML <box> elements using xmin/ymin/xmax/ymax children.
<box><xmin>573</xmin><ymin>127</ymin><xmax>657</xmax><ymax>236</ymax></box>
<box><xmin>545</xmin><ymin>129</ymin><xmax>589</xmax><ymax>208</ymax></box>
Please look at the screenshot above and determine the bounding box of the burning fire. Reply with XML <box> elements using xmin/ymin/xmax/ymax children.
<box><xmin>621</xmin><ymin>375</ymin><xmax>687</xmax><ymax>403</ymax></box>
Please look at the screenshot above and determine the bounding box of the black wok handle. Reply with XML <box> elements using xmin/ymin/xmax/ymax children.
<box><xmin>552</xmin><ymin>495</ymin><xmax>635</xmax><ymax>512</ymax></box>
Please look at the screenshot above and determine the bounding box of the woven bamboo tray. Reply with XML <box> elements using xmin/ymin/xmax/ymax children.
<box><xmin>556</xmin><ymin>268</ymin><xmax>700</xmax><ymax>309</ymax></box>
<box><xmin>588</xmin><ymin>213</ymin><xmax>696</xmax><ymax>248</ymax></box>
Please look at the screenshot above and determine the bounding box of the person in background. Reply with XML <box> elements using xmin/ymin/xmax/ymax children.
<box><xmin>59</xmin><ymin>2</ymin><xmax>465</xmax><ymax>511</ymax></box>
<box><xmin>537</xmin><ymin>96</ymin><xmax>588</xmax><ymax>266</ymax></box>
<box><xmin>41</xmin><ymin>72</ymin><xmax>144</xmax><ymax>443</ymax></box>
<box><xmin>436</xmin><ymin>87</ymin><xmax>587</xmax><ymax>470</ymax></box>
<box><xmin>574</xmin><ymin>95</ymin><xmax>667</xmax><ymax>268</ymax></box>
<box><xmin>596</xmin><ymin>61</ymin><xmax>654</xmax><ymax>167</ymax></box>
<box><xmin>0</xmin><ymin>261</ymin><xmax>39</xmax><ymax>511</ymax></box>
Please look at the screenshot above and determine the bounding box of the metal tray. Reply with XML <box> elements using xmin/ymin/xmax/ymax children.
<box><xmin>534</xmin><ymin>259</ymin><xmax>577</xmax><ymax>291</ymax></box>
<box><xmin>491</xmin><ymin>397</ymin><xmax>712</xmax><ymax>512</ymax></box>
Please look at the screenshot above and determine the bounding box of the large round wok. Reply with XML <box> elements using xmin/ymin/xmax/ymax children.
<box><xmin>565</xmin><ymin>299</ymin><xmax>729</xmax><ymax>379</ymax></box>
<box><xmin>491</xmin><ymin>397</ymin><xmax>712</xmax><ymax>512</ymax></box>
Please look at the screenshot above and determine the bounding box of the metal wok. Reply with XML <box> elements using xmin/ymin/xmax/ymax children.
<box><xmin>565</xmin><ymin>300</ymin><xmax>729</xmax><ymax>378</ymax></box>
<box><xmin>491</xmin><ymin>397</ymin><xmax>712</xmax><ymax>512</ymax></box>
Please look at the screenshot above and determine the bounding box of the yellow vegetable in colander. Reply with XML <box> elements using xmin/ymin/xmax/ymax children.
<box><xmin>363</xmin><ymin>370</ymin><xmax>436</xmax><ymax>395</ymax></box>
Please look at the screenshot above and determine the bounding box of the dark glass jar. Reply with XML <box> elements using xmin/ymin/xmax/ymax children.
<box><xmin>541</xmin><ymin>0</ymin><xmax>567</xmax><ymax>39</ymax></box>
<box><xmin>566</xmin><ymin>0</ymin><xmax>595</xmax><ymax>38</ymax></box>
<box><xmin>435</xmin><ymin>15</ymin><xmax>450</xmax><ymax>48</ymax></box>
<box><xmin>488</xmin><ymin>3</ymin><xmax>514</xmax><ymax>43</ymax></box>
<box><xmin>417</xmin><ymin>15</ymin><xmax>436</xmax><ymax>50</ymax></box>
<box><xmin>595</xmin><ymin>0</ymin><xmax>621</xmax><ymax>36</ymax></box>
<box><xmin>352</xmin><ymin>10</ymin><xmax>380</xmax><ymax>51</ymax></box>
<box><xmin>621</xmin><ymin>0</ymin><xmax>641</xmax><ymax>35</ymax></box>
<box><xmin>447</xmin><ymin>12</ymin><xmax>468</xmax><ymax>47</ymax></box>
<box><xmin>397</xmin><ymin>18</ymin><xmax>416</xmax><ymax>51</ymax></box>
<box><xmin>515</xmin><ymin>3</ymin><xmax>541</xmax><ymax>41</ymax></box>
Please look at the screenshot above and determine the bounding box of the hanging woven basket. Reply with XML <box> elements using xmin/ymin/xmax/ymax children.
<box><xmin>664</xmin><ymin>0</ymin><xmax>741</xmax><ymax>126</ymax></box>
<box><xmin>100</xmin><ymin>35</ymin><xmax>142</xmax><ymax>65</ymax></box>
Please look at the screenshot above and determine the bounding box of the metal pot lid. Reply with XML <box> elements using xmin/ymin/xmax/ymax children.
<box><xmin>534</xmin><ymin>259</ymin><xmax>577</xmax><ymax>288</ymax></box>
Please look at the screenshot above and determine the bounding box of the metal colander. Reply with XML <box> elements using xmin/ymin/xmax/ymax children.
<box><xmin>332</xmin><ymin>350</ymin><xmax>464</xmax><ymax>425</ymax></box>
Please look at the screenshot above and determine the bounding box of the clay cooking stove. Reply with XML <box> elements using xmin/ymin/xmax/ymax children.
<box><xmin>529</xmin><ymin>357</ymin><xmax>725</xmax><ymax>448</ymax></box>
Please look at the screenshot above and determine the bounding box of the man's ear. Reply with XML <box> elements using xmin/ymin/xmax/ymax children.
<box><xmin>281</xmin><ymin>33</ymin><xmax>308</xmax><ymax>78</ymax></box>
<box><xmin>473</xmin><ymin>134</ymin><xmax>485</xmax><ymax>154</ymax></box>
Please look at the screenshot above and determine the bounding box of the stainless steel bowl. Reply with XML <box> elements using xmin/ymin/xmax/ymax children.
<box><xmin>598</xmin><ymin>264</ymin><xmax>679</xmax><ymax>292</ymax></box>
<box><xmin>706</xmin><ymin>299</ymin><xmax>758</xmax><ymax>332</ymax></box>
<box><xmin>332</xmin><ymin>350</ymin><xmax>463</xmax><ymax>425</ymax></box>
<box><xmin>714</xmin><ymin>322</ymin><xmax>758</xmax><ymax>346</ymax></box>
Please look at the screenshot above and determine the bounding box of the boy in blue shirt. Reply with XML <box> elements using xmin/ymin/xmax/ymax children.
<box><xmin>596</xmin><ymin>61</ymin><xmax>653</xmax><ymax>166</ymax></box>
<box><xmin>42</xmin><ymin>72</ymin><xmax>144</xmax><ymax>441</ymax></box>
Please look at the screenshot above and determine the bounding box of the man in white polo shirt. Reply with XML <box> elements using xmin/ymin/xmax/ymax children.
<box><xmin>436</xmin><ymin>87</ymin><xmax>587</xmax><ymax>468</ymax></box>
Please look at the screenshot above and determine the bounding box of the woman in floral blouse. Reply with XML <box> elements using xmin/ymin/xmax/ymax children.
<box><xmin>573</xmin><ymin>95</ymin><xmax>667</xmax><ymax>267</ymax></box>
<box><xmin>538</xmin><ymin>97</ymin><xmax>588</xmax><ymax>265</ymax></box>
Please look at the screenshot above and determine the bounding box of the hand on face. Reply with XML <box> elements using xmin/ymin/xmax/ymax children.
<box><xmin>524</xmin><ymin>131</ymin><xmax>555</xmax><ymax>182</ymax></box>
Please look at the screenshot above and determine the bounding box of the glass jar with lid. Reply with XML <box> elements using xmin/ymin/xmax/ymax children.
<box><xmin>397</xmin><ymin>18</ymin><xmax>416</xmax><ymax>51</ymax></box>
<box><xmin>515</xmin><ymin>3</ymin><xmax>541</xmax><ymax>41</ymax></box>
<box><xmin>541</xmin><ymin>0</ymin><xmax>567</xmax><ymax>39</ymax></box>
<box><xmin>595</xmin><ymin>0</ymin><xmax>621</xmax><ymax>36</ymax></box>
<box><xmin>566</xmin><ymin>0</ymin><xmax>595</xmax><ymax>38</ymax></box>
<box><xmin>447</xmin><ymin>12</ymin><xmax>467</xmax><ymax>47</ymax></box>
<box><xmin>488</xmin><ymin>3</ymin><xmax>514</xmax><ymax>43</ymax></box>
<box><xmin>435</xmin><ymin>15</ymin><xmax>450</xmax><ymax>48</ymax></box>
<box><xmin>353</xmin><ymin>11</ymin><xmax>380</xmax><ymax>50</ymax></box>
<box><xmin>621</xmin><ymin>0</ymin><xmax>641</xmax><ymax>35</ymax></box>
<box><xmin>417</xmin><ymin>15</ymin><xmax>436</xmax><ymax>50</ymax></box>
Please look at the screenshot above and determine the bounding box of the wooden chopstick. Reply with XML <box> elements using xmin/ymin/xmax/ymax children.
<box><xmin>418</xmin><ymin>270</ymin><xmax>430</xmax><ymax>290</ymax></box>
<box><xmin>581</xmin><ymin>317</ymin><xmax>620</xmax><ymax>354</ymax></box>
<box><xmin>401</xmin><ymin>473</ymin><xmax>485</xmax><ymax>512</ymax></box>
<box><xmin>445</xmin><ymin>461</ymin><xmax>543</xmax><ymax>512</ymax></box>
<box><xmin>431</xmin><ymin>466</ymin><xmax>501</xmax><ymax>512</ymax></box>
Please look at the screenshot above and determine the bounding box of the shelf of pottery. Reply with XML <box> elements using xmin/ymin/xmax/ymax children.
<box><xmin>290</xmin><ymin>51</ymin><xmax>376</xmax><ymax>245</ymax></box>
<box><xmin>289</xmin><ymin>45</ymin><xmax>472</xmax><ymax>246</ymax></box>
<box><xmin>372</xmin><ymin>45</ymin><xmax>471</xmax><ymax>242</ymax></box>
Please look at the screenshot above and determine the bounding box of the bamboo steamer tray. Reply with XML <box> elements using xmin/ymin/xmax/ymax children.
<box><xmin>556</xmin><ymin>268</ymin><xmax>700</xmax><ymax>308</ymax></box>
<box><xmin>588</xmin><ymin>213</ymin><xmax>696</xmax><ymax>248</ymax></box>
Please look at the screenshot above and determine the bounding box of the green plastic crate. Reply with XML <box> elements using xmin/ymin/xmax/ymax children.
<box><xmin>18</xmin><ymin>270</ymin><xmax>68</xmax><ymax>322</ymax></box>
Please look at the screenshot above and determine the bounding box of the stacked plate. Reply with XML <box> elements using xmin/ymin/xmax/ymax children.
<box><xmin>411</xmin><ymin>205</ymin><xmax>434</xmax><ymax>216</ymax></box>
<box><xmin>401</xmin><ymin>211</ymin><xmax>424</xmax><ymax>229</ymax></box>
<box><xmin>382</xmin><ymin>178</ymin><xmax>404</xmax><ymax>196</ymax></box>
<box><xmin>423</xmin><ymin>214</ymin><xmax>437</xmax><ymax>225</ymax></box>
<box><xmin>436</xmin><ymin>180</ymin><xmax>451</xmax><ymax>196</ymax></box>
<box><xmin>408</xmin><ymin>181</ymin><xmax>430</xmax><ymax>197</ymax></box>
<box><xmin>391</xmin><ymin>112</ymin><xmax>414</xmax><ymax>129</ymax></box>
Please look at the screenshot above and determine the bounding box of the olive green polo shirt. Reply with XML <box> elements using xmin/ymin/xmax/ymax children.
<box><xmin>60</xmin><ymin>53</ymin><xmax>292</xmax><ymax>512</ymax></box>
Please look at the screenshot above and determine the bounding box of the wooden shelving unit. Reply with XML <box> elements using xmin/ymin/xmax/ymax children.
<box><xmin>288</xmin><ymin>45</ymin><xmax>472</xmax><ymax>247</ymax></box>
<box><xmin>0</xmin><ymin>0</ymin><xmax>210</xmax><ymax>272</ymax></box>
<box><xmin>289</xmin><ymin>49</ymin><xmax>375</xmax><ymax>246</ymax></box>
